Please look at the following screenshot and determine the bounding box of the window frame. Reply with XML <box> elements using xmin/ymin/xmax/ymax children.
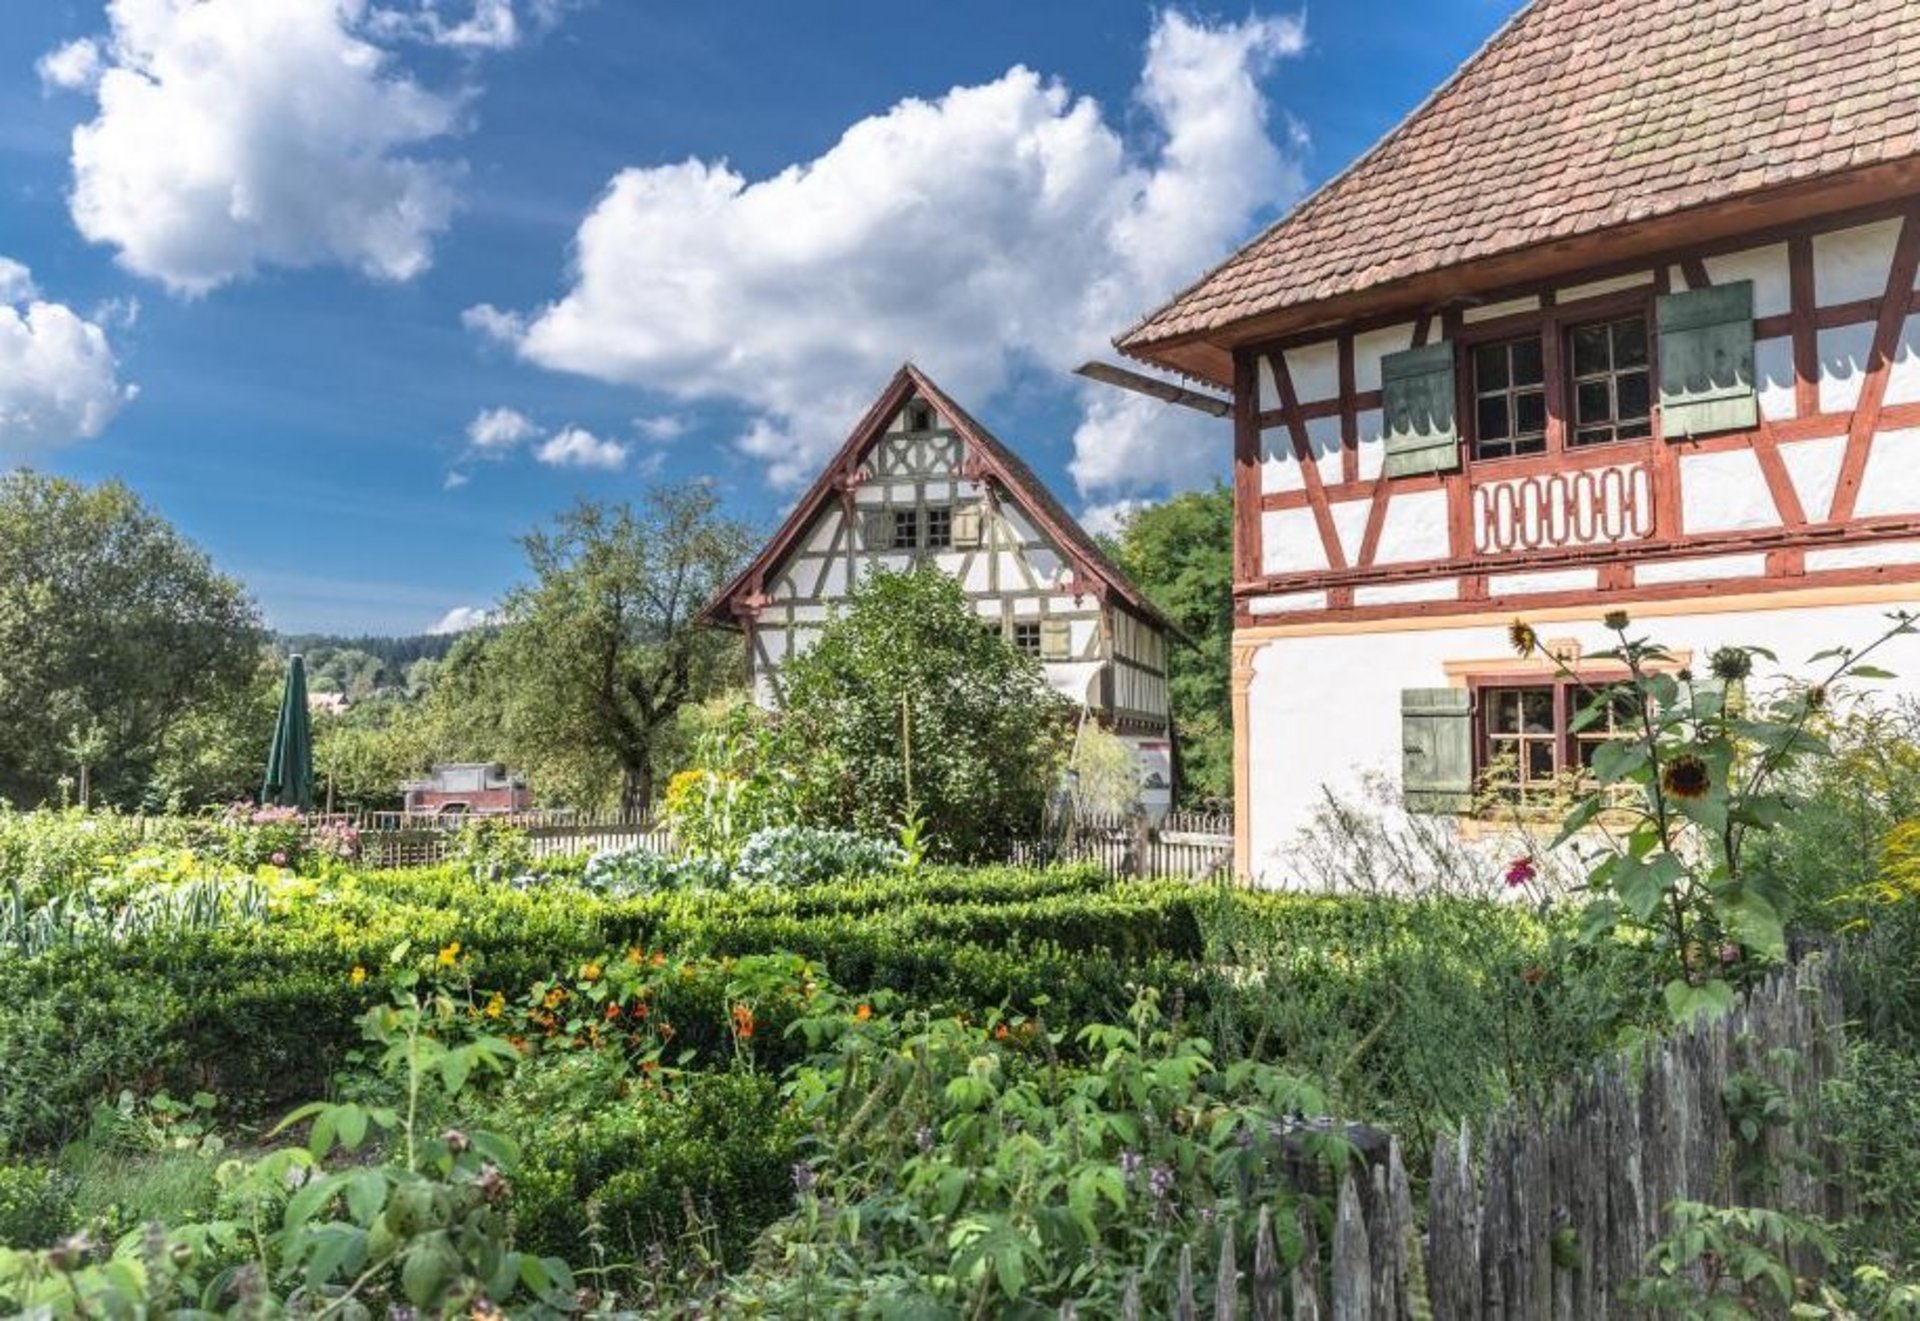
<box><xmin>1455</xmin><ymin>286</ymin><xmax>1663</xmax><ymax>471</ymax></box>
<box><xmin>1468</xmin><ymin>672</ymin><xmax>1642</xmax><ymax>806</ymax></box>
<box><xmin>1011</xmin><ymin>620</ymin><xmax>1043</xmax><ymax>657</ymax></box>
<box><xmin>924</xmin><ymin>505</ymin><xmax>953</xmax><ymax>550</ymax></box>
<box><xmin>890</xmin><ymin>508</ymin><xmax>921</xmax><ymax>550</ymax></box>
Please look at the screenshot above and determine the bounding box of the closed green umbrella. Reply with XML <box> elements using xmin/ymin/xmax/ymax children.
<box><xmin>262</xmin><ymin>654</ymin><xmax>314</xmax><ymax>810</ymax></box>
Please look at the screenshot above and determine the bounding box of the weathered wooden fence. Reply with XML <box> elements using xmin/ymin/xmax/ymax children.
<box><xmin>1121</xmin><ymin>956</ymin><xmax>1844</xmax><ymax>1319</ymax></box>
<box><xmin>335</xmin><ymin>809</ymin><xmax>1234</xmax><ymax>878</ymax></box>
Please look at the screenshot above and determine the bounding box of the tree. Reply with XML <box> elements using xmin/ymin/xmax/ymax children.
<box><xmin>775</xmin><ymin>567</ymin><xmax>1070</xmax><ymax>860</ymax></box>
<box><xmin>1105</xmin><ymin>484</ymin><xmax>1234</xmax><ymax>806</ymax></box>
<box><xmin>488</xmin><ymin>489</ymin><xmax>751</xmax><ymax>814</ymax></box>
<box><xmin>0</xmin><ymin>472</ymin><xmax>266</xmax><ymax>807</ymax></box>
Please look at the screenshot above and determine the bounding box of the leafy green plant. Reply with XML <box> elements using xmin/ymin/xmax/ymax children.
<box><xmin>731</xmin><ymin>826</ymin><xmax>902</xmax><ymax>889</ymax></box>
<box><xmin>1524</xmin><ymin>611</ymin><xmax>1917</xmax><ymax>1020</ymax></box>
<box><xmin>0</xmin><ymin>1163</ymin><xmax>73</xmax><ymax>1249</ymax></box>
<box><xmin>1627</xmin><ymin>1199</ymin><xmax>1834</xmax><ymax>1319</ymax></box>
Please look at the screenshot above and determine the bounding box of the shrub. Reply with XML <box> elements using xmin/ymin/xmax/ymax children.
<box><xmin>1825</xmin><ymin>1039</ymin><xmax>1920</xmax><ymax>1262</ymax></box>
<box><xmin>0</xmin><ymin>1164</ymin><xmax>73</xmax><ymax>1249</ymax></box>
<box><xmin>581</xmin><ymin>845</ymin><xmax>729</xmax><ymax>896</ymax></box>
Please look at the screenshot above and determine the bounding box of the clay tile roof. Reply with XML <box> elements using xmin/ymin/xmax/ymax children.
<box><xmin>1117</xmin><ymin>0</ymin><xmax>1920</xmax><ymax>360</ymax></box>
<box><xmin>702</xmin><ymin>364</ymin><xmax>1172</xmax><ymax>633</ymax></box>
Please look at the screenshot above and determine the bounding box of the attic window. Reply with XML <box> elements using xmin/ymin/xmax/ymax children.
<box><xmin>906</xmin><ymin>402</ymin><xmax>936</xmax><ymax>432</ymax></box>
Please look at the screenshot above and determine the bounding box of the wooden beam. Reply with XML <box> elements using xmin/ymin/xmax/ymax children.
<box><xmin>1789</xmin><ymin>235</ymin><xmax>1819</xmax><ymax>420</ymax></box>
<box><xmin>1830</xmin><ymin>208</ymin><xmax>1920</xmax><ymax>523</ymax></box>
<box><xmin>1073</xmin><ymin>361</ymin><xmax>1231</xmax><ymax>416</ymax></box>
<box><xmin>1271</xmin><ymin>350</ymin><xmax>1348</xmax><ymax>571</ymax></box>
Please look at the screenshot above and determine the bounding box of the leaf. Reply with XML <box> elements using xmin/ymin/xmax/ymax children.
<box><xmin>1719</xmin><ymin>889</ymin><xmax>1786</xmax><ymax>961</ymax></box>
<box><xmin>1616</xmin><ymin>853</ymin><xmax>1687</xmax><ymax>921</ymax></box>
<box><xmin>283</xmin><ymin>1171</ymin><xmax>343</xmax><ymax>1232</ymax></box>
<box><xmin>343</xmin><ymin>1168</ymin><xmax>388</xmax><ymax>1226</ymax></box>
<box><xmin>307</xmin><ymin>1107</ymin><xmax>338</xmax><ymax>1161</ymax></box>
<box><xmin>1589</xmin><ymin>739</ymin><xmax>1649</xmax><ymax>784</ymax></box>
<box><xmin>1850</xmin><ymin>665</ymin><xmax>1896</xmax><ymax>680</ymax></box>
<box><xmin>441</xmin><ymin>1048</ymin><xmax>472</xmax><ymax>1097</ymax></box>
<box><xmin>269</xmin><ymin>1100</ymin><xmax>328</xmax><ymax>1137</ymax></box>
<box><xmin>302</xmin><ymin>1222</ymin><xmax>367</xmax><ymax>1289</ymax></box>
<box><xmin>469</xmin><ymin>1130</ymin><xmax>520</xmax><ymax>1171</ymax></box>
<box><xmin>1664</xmin><ymin>978</ymin><xmax>1735</xmax><ymax>1024</ymax></box>
<box><xmin>335</xmin><ymin>1104</ymin><xmax>369</xmax><ymax>1152</ymax></box>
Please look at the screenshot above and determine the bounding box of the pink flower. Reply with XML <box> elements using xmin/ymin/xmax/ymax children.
<box><xmin>1719</xmin><ymin>942</ymin><xmax>1739</xmax><ymax>966</ymax></box>
<box><xmin>271</xmin><ymin>850</ymin><xmax>289</xmax><ymax>867</ymax></box>
<box><xmin>1505</xmin><ymin>856</ymin><xmax>1537</xmax><ymax>888</ymax></box>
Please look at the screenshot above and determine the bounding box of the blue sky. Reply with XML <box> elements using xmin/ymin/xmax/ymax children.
<box><xmin>0</xmin><ymin>0</ymin><xmax>1519</xmax><ymax>634</ymax></box>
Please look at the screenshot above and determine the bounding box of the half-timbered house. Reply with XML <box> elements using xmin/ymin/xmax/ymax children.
<box><xmin>1113</xmin><ymin>0</ymin><xmax>1920</xmax><ymax>882</ymax></box>
<box><xmin>702</xmin><ymin>365</ymin><xmax>1176</xmax><ymax>807</ymax></box>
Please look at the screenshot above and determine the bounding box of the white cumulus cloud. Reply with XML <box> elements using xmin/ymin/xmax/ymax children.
<box><xmin>0</xmin><ymin>259</ymin><xmax>136</xmax><ymax>456</ymax></box>
<box><xmin>368</xmin><ymin>0</ymin><xmax>519</xmax><ymax>50</ymax></box>
<box><xmin>481</xmin><ymin>9</ymin><xmax>1304</xmax><ymax>494</ymax></box>
<box><xmin>536</xmin><ymin>426</ymin><xmax>629</xmax><ymax>471</ymax></box>
<box><xmin>37</xmin><ymin>38</ymin><xmax>104</xmax><ymax>92</ymax></box>
<box><xmin>466</xmin><ymin>405</ymin><xmax>538</xmax><ymax>453</ymax></box>
<box><xmin>54</xmin><ymin>0</ymin><xmax>466</xmax><ymax>295</ymax></box>
<box><xmin>428</xmin><ymin>604</ymin><xmax>492</xmax><ymax>634</ymax></box>
<box><xmin>1078</xmin><ymin>497</ymin><xmax>1154</xmax><ymax>541</ymax></box>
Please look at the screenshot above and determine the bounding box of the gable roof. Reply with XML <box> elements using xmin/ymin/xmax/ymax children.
<box><xmin>701</xmin><ymin>364</ymin><xmax>1172</xmax><ymax>632</ymax></box>
<box><xmin>1118</xmin><ymin>0</ymin><xmax>1920</xmax><ymax>379</ymax></box>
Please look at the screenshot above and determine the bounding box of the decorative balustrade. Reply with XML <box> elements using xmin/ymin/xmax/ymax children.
<box><xmin>1470</xmin><ymin>458</ymin><xmax>1656</xmax><ymax>556</ymax></box>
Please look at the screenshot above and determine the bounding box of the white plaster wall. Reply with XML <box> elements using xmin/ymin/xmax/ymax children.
<box><xmin>1814</xmin><ymin>218</ymin><xmax>1900</xmax><ymax>305</ymax></box>
<box><xmin>1306</xmin><ymin>414</ymin><xmax>1343</xmax><ymax>485</ymax></box>
<box><xmin>1260</xmin><ymin>427</ymin><xmax>1303</xmax><ymax>494</ymax></box>
<box><xmin>1703</xmin><ymin>243</ymin><xmax>1791</xmax><ymax>318</ymax></box>
<box><xmin>1557</xmin><ymin>271</ymin><xmax>1654</xmax><ymax>304</ymax></box>
<box><xmin>1462</xmin><ymin>295</ymin><xmax>1539</xmax><ymax>323</ymax></box>
<box><xmin>1284</xmin><ymin>342</ymin><xmax>1340</xmax><ymax>404</ymax></box>
<box><xmin>1261</xmin><ymin>507</ymin><xmax>1329</xmax><ymax>575</ymax></box>
<box><xmin>1246</xmin><ymin>589</ymin><xmax>1328</xmax><ymax>615</ymax></box>
<box><xmin>1818</xmin><ymin>322</ymin><xmax>1875</xmax><ymax>415</ymax></box>
<box><xmin>1882</xmin><ymin>314</ymin><xmax>1920</xmax><ymax>408</ymax></box>
<box><xmin>1257</xmin><ymin>357</ymin><xmax>1280</xmax><ymax>411</ymax></box>
<box><xmin>1241</xmin><ymin>595</ymin><xmax>1920</xmax><ymax>885</ymax></box>
<box><xmin>1487</xmin><ymin>568</ymin><xmax>1598</xmax><ymax>596</ymax></box>
<box><xmin>1352</xmin><ymin>323</ymin><xmax>1415</xmax><ymax>393</ymax></box>
<box><xmin>1754</xmin><ymin>336</ymin><xmax>1796</xmax><ymax>421</ymax></box>
<box><xmin>1635</xmin><ymin>553</ymin><xmax>1766</xmax><ymax>584</ymax></box>
<box><xmin>1680</xmin><ymin>448</ymin><xmax>1776</xmax><ymax>533</ymax></box>
<box><xmin>1329</xmin><ymin>498</ymin><xmax>1371</xmax><ymax>565</ymax></box>
<box><xmin>1806</xmin><ymin>541</ymin><xmax>1920</xmax><ymax>571</ymax></box>
<box><xmin>1781</xmin><ymin>435</ymin><xmax>1848</xmax><ymax>520</ymax></box>
<box><xmin>1353</xmin><ymin>577</ymin><xmax>1457</xmax><ymax>606</ymax></box>
<box><xmin>1372</xmin><ymin>488</ymin><xmax>1450</xmax><ymax>565</ymax></box>
<box><xmin>1853</xmin><ymin>427</ymin><xmax>1920</xmax><ymax>519</ymax></box>
<box><xmin>1355</xmin><ymin>407</ymin><xmax>1386</xmax><ymax>480</ymax></box>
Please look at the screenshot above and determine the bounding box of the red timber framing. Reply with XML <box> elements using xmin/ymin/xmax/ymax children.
<box><xmin>1232</xmin><ymin>193</ymin><xmax>1920</xmax><ymax>628</ymax></box>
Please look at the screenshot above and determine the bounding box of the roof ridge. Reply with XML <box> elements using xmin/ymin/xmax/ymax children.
<box><xmin>1114</xmin><ymin>0</ymin><xmax>1545</xmax><ymax>354</ymax></box>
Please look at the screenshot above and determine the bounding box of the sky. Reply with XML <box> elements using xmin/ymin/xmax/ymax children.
<box><xmin>0</xmin><ymin>0</ymin><xmax>1521</xmax><ymax>635</ymax></box>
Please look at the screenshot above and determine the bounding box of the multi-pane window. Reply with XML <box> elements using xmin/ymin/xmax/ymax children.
<box><xmin>1569</xmin><ymin>315</ymin><xmax>1653</xmax><ymax>447</ymax></box>
<box><xmin>891</xmin><ymin>509</ymin><xmax>920</xmax><ymax>550</ymax></box>
<box><xmin>1012</xmin><ymin>621</ymin><xmax>1042</xmax><ymax>656</ymax></box>
<box><xmin>1471</xmin><ymin>337</ymin><xmax>1547</xmax><ymax>459</ymax></box>
<box><xmin>925</xmin><ymin>506</ymin><xmax>953</xmax><ymax>549</ymax></box>
<box><xmin>1477</xmin><ymin>679</ymin><xmax>1641</xmax><ymax>804</ymax></box>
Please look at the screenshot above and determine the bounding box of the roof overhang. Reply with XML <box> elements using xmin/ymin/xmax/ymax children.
<box><xmin>1121</xmin><ymin>157</ymin><xmax>1920</xmax><ymax>389</ymax></box>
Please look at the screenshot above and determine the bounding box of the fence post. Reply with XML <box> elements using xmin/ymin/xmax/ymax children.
<box><xmin>1331</xmin><ymin>1173</ymin><xmax>1371</xmax><ymax>1321</ymax></box>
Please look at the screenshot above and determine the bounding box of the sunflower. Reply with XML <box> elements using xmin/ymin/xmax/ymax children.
<box><xmin>1509</xmin><ymin>619</ymin><xmax>1539</xmax><ymax>657</ymax></box>
<box><xmin>1602</xmin><ymin>609</ymin><xmax>1631</xmax><ymax>632</ymax></box>
<box><xmin>1661</xmin><ymin>753</ymin><xmax>1712</xmax><ymax>799</ymax></box>
<box><xmin>1708</xmin><ymin>646</ymin><xmax>1753</xmax><ymax>682</ymax></box>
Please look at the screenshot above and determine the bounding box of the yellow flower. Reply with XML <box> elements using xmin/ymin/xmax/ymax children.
<box><xmin>437</xmin><ymin>941</ymin><xmax>462</xmax><ymax>967</ymax></box>
<box><xmin>350</xmin><ymin>965</ymin><xmax>368</xmax><ymax>986</ymax></box>
<box><xmin>582</xmin><ymin>961</ymin><xmax>602</xmax><ymax>983</ymax></box>
<box><xmin>1509</xmin><ymin>619</ymin><xmax>1538</xmax><ymax>657</ymax></box>
<box><xmin>484</xmin><ymin>992</ymin><xmax>505</xmax><ymax>1019</ymax></box>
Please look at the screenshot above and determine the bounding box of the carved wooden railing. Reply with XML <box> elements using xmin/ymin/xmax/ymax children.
<box><xmin>1470</xmin><ymin>456</ymin><xmax>1657</xmax><ymax>556</ymax></box>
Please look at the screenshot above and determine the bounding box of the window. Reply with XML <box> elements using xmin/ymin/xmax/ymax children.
<box><xmin>1471</xmin><ymin>337</ymin><xmax>1547</xmax><ymax>459</ymax></box>
<box><xmin>1477</xmin><ymin>678</ymin><xmax>1640</xmax><ymax>804</ymax></box>
<box><xmin>1012</xmin><ymin>621</ymin><xmax>1042</xmax><ymax>656</ymax></box>
<box><xmin>1568</xmin><ymin>315</ymin><xmax>1652</xmax><ymax>447</ymax></box>
<box><xmin>891</xmin><ymin>509</ymin><xmax>920</xmax><ymax>549</ymax></box>
<box><xmin>925</xmin><ymin>506</ymin><xmax>953</xmax><ymax>549</ymax></box>
<box><xmin>906</xmin><ymin>402</ymin><xmax>935</xmax><ymax>431</ymax></box>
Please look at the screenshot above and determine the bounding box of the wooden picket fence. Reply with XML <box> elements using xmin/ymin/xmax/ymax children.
<box><xmin>332</xmin><ymin>809</ymin><xmax>1234</xmax><ymax>879</ymax></box>
<box><xmin>1111</xmin><ymin>955</ymin><xmax>1844</xmax><ymax>1319</ymax></box>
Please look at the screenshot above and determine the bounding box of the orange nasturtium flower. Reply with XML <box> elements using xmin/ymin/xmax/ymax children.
<box><xmin>437</xmin><ymin>941</ymin><xmax>462</xmax><ymax>967</ymax></box>
<box><xmin>731</xmin><ymin>1003</ymin><xmax>756</xmax><ymax>1040</ymax></box>
<box><xmin>582</xmin><ymin>961</ymin><xmax>603</xmax><ymax>983</ymax></box>
<box><xmin>854</xmin><ymin>1003</ymin><xmax>872</xmax><ymax>1021</ymax></box>
<box><xmin>349</xmin><ymin>965</ymin><xmax>368</xmax><ymax>986</ymax></box>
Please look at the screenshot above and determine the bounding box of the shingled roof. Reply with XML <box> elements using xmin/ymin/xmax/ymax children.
<box><xmin>1118</xmin><ymin>0</ymin><xmax>1920</xmax><ymax>376</ymax></box>
<box><xmin>701</xmin><ymin>364</ymin><xmax>1172</xmax><ymax>632</ymax></box>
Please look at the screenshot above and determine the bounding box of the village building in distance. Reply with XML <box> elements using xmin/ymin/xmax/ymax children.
<box><xmin>703</xmin><ymin>364</ymin><xmax>1176</xmax><ymax>813</ymax></box>
<box><xmin>1115</xmin><ymin>0</ymin><xmax>1920</xmax><ymax>883</ymax></box>
<box><xmin>400</xmin><ymin>763</ymin><xmax>533</xmax><ymax>816</ymax></box>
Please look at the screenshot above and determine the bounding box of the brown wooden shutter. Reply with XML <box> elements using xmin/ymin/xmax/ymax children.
<box><xmin>1657</xmin><ymin>281</ymin><xmax>1757</xmax><ymax>438</ymax></box>
<box><xmin>860</xmin><ymin>508</ymin><xmax>893</xmax><ymax>549</ymax></box>
<box><xmin>1402</xmin><ymin>687</ymin><xmax>1473</xmax><ymax>814</ymax></box>
<box><xmin>1381</xmin><ymin>342</ymin><xmax>1461</xmax><ymax>477</ymax></box>
<box><xmin>1040</xmin><ymin>618</ymin><xmax>1072</xmax><ymax>661</ymax></box>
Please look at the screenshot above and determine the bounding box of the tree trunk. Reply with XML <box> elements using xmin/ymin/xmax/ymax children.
<box><xmin>621</xmin><ymin>761</ymin><xmax>653</xmax><ymax>823</ymax></box>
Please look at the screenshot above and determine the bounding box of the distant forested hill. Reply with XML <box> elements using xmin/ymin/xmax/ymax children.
<box><xmin>274</xmin><ymin>632</ymin><xmax>466</xmax><ymax>699</ymax></box>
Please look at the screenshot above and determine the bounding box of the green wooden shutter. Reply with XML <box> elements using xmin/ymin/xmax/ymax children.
<box><xmin>1040</xmin><ymin>618</ymin><xmax>1072</xmax><ymax>661</ymax></box>
<box><xmin>1402</xmin><ymin>687</ymin><xmax>1473</xmax><ymax>814</ymax></box>
<box><xmin>1382</xmin><ymin>342</ymin><xmax>1460</xmax><ymax>477</ymax></box>
<box><xmin>860</xmin><ymin>508</ymin><xmax>893</xmax><ymax>549</ymax></box>
<box><xmin>1657</xmin><ymin>281</ymin><xmax>1757</xmax><ymax>438</ymax></box>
